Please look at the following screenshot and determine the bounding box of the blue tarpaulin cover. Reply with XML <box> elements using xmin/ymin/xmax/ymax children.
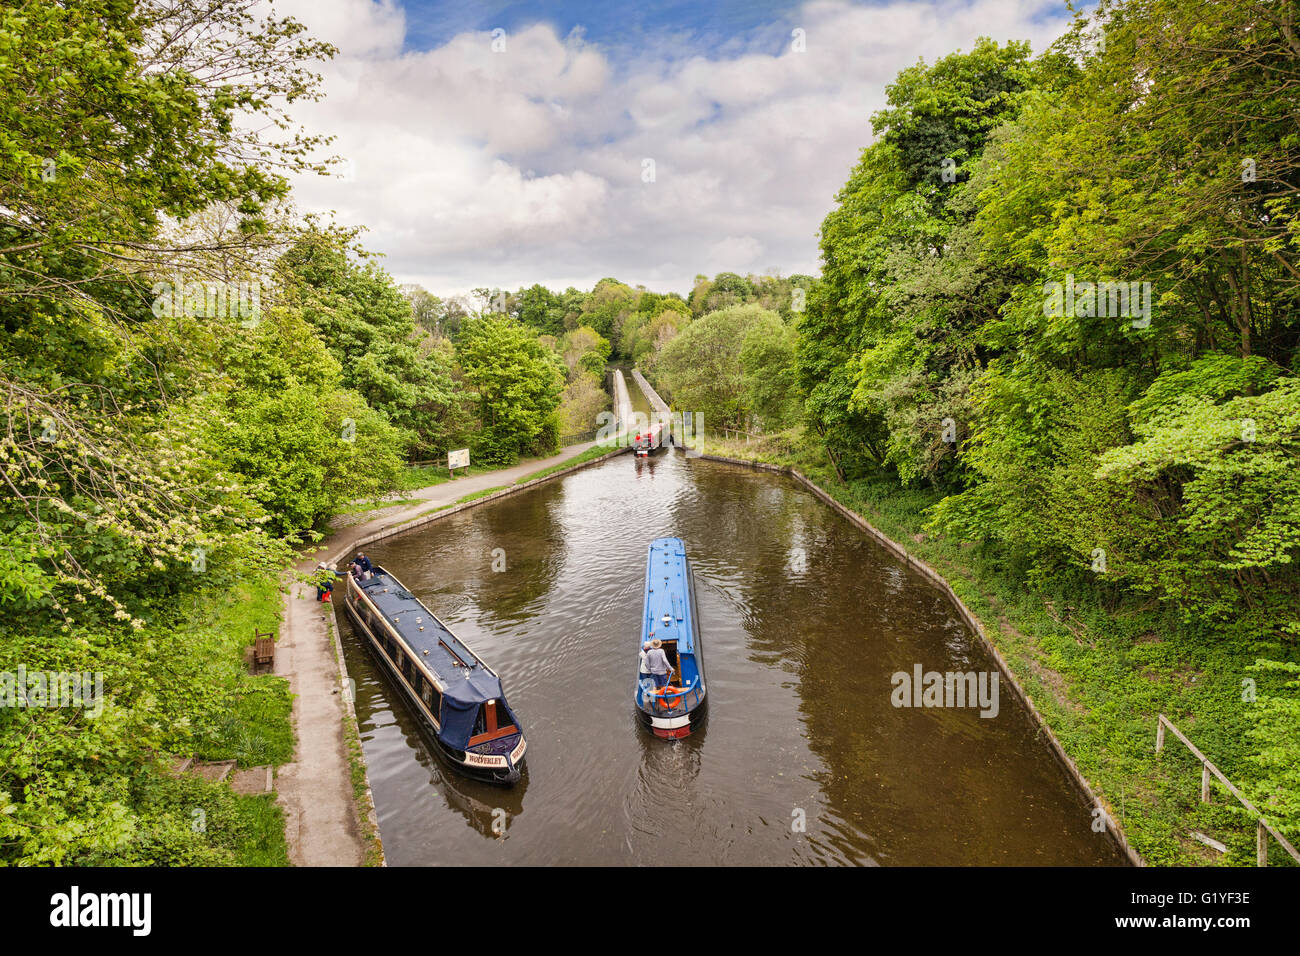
<box><xmin>438</xmin><ymin>668</ymin><xmax>506</xmax><ymax>750</ymax></box>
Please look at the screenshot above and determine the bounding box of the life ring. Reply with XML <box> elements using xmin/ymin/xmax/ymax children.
<box><xmin>655</xmin><ymin>686</ymin><xmax>682</xmax><ymax>710</ymax></box>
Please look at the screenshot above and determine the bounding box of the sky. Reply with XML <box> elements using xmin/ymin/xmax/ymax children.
<box><xmin>277</xmin><ymin>0</ymin><xmax>1080</xmax><ymax>298</ymax></box>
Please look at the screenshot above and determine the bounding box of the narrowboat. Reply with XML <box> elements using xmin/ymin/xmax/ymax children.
<box><xmin>344</xmin><ymin>565</ymin><xmax>526</xmax><ymax>784</ymax></box>
<box><xmin>633</xmin><ymin>421</ymin><xmax>663</xmax><ymax>457</ymax></box>
<box><xmin>635</xmin><ymin>537</ymin><xmax>707</xmax><ymax>738</ymax></box>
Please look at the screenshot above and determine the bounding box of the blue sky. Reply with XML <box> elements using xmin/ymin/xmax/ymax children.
<box><xmin>400</xmin><ymin>0</ymin><xmax>810</xmax><ymax>57</ymax></box>
<box><xmin>282</xmin><ymin>0</ymin><xmax>1082</xmax><ymax>297</ymax></box>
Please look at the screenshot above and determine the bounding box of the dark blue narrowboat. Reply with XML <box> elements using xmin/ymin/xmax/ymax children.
<box><xmin>344</xmin><ymin>566</ymin><xmax>526</xmax><ymax>784</ymax></box>
<box><xmin>635</xmin><ymin>537</ymin><xmax>707</xmax><ymax>738</ymax></box>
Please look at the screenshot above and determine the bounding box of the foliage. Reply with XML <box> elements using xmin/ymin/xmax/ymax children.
<box><xmin>457</xmin><ymin>316</ymin><xmax>565</xmax><ymax>465</ymax></box>
<box><xmin>658</xmin><ymin>304</ymin><xmax>781</xmax><ymax>430</ymax></box>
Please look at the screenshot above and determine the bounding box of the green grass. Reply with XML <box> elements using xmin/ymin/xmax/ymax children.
<box><xmin>696</xmin><ymin>430</ymin><xmax>1299</xmax><ymax>866</ymax></box>
<box><xmin>396</xmin><ymin>502</ymin><xmax>452</xmax><ymax>526</ymax></box>
<box><xmin>189</xmin><ymin>572</ymin><xmax>296</xmax><ymax>768</ymax></box>
<box><xmin>457</xmin><ymin>485</ymin><xmax>507</xmax><ymax>504</ymax></box>
<box><xmin>231</xmin><ymin>793</ymin><xmax>290</xmax><ymax>866</ymax></box>
<box><xmin>396</xmin><ymin>463</ymin><xmax>494</xmax><ymax>491</ymax></box>
<box><xmin>515</xmin><ymin>440</ymin><xmax>620</xmax><ymax>483</ymax></box>
<box><xmin>388</xmin><ymin>444</ymin><xmax>619</xmax><ymax>528</ymax></box>
<box><xmin>335</xmin><ymin>496</ymin><xmax>422</xmax><ymax>516</ymax></box>
<box><xmin>398</xmin><ymin>441</ymin><xmax>615</xmax><ymax>494</ymax></box>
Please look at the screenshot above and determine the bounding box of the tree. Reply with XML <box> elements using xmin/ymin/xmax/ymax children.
<box><xmin>516</xmin><ymin>283</ymin><xmax>564</xmax><ymax>336</ymax></box>
<box><xmin>457</xmin><ymin>316</ymin><xmax>565</xmax><ymax>464</ymax></box>
<box><xmin>659</xmin><ymin>304</ymin><xmax>777</xmax><ymax>430</ymax></box>
<box><xmin>578</xmin><ymin>278</ymin><xmax>639</xmax><ymax>340</ymax></box>
<box><xmin>276</xmin><ymin>231</ymin><xmax>464</xmax><ymax>457</ymax></box>
<box><xmin>739</xmin><ymin>316</ymin><xmax>802</xmax><ymax>431</ymax></box>
<box><xmin>560</xmin><ymin>326</ymin><xmax>611</xmax><ymax>380</ymax></box>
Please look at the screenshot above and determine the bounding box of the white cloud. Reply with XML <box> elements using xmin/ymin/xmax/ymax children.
<box><xmin>279</xmin><ymin>0</ymin><xmax>1072</xmax><ymax>295</ymax></box>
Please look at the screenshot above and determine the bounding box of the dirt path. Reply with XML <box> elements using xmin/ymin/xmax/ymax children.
<box><xmin>274</xmin><ymin>442</ymin><xmax>598</xmax><ymax>866</ymax></box>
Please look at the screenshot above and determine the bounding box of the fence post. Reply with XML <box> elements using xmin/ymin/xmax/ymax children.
<box><xmin>1155</xmin><ymin>716</ymin><xmax>1165</xmax><ymax>752</ymax></box>
<box><xmin>1258</xmin><ymin>820</ymin><xmax>1268</xmax><ymax>866</ymax></box>
<box><xmin>1200</xmin><ymin>763</ymin><xmax>1212</xmax><ymax>803</ymax></box>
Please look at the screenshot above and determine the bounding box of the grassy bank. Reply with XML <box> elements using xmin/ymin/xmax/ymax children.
<box><xmin>515</xmin><ymin>439</ymin><xmax>620</xmax><ymax>483</ymax></box>
<box><xmin>694</xmin><ymin>428</ymin><xmax>1298</xmax><ymax>866</ymax></box>
<box><xmin>186</xmin><ymin>572</ymin><xmax>294</xmax><ymax>866</ymax></box>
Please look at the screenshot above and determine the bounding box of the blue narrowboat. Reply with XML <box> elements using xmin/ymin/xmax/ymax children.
<box><xmin>344</xmin><ymin>565</ymin><xmax>526</xmax><ymax>784</ymax></box>
<box><xmin>635</xmin><ymin>537</ymin><xmax>707</xmax><ymax>738</ymax></box>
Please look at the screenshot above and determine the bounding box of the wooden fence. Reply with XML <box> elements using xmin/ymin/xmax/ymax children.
<box><xmin>1155</xmin><ymin>713</ymin><xmax>1299</xmax><ymax>865</ymax></box>
<box><xmin>407</xmin><ymin>456</ymin><xmax>446</xmax><ymax>469</ymax></box>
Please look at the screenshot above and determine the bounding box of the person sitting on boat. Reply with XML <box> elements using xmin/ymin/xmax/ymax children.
<box><xmin>350</xmin><ymin>553</ymin><xmax>373</xmax><ymax>580</ymax></box>
<box><xmin>645</xmin><ymin>639</ymin><xmax>672</xmax><ymax>689</ymax></box>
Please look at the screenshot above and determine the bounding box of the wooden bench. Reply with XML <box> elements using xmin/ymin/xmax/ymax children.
<box><xmin>252</xmin><ymin>628</ymin><xmax>276</xmax><ymax>673</ymax></box>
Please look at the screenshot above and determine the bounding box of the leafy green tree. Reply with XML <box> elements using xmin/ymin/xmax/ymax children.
<box><xmin>659</xmin><ymin>304</ymin><xmax>776</xmax><ymax>430</ymax></box>
<box><xmin>516</xmin><ymin>283</ymin><xmax>565</xmax><ymax>336</ymax></box>
<box><xmin>578</xmin><ymin>278</ymin><xmax>639</xmax><ymax>340</ymax></box>
<box><xmin>276</xmin><ymin>231</ymin><xmax>464</xmax><ymax>457</ymax></box>
<box><xmin>739</xmin><ymin>313</ymin><xmax>802</xmax><ymax>431</ymax></box>
<box><xmin>209</xmin><ymin>306</ymin><xmax>404</xmax><ymax>535</ymax></box>
<box><xmin>558</xmin><ymin>372</ymin><xmax>610</xmax><ymax>435</ymax></box>
<box><xmin>560</xmin><ymin>325</ymin><xmax>611</xmax><ymax>380</ymax></box>
<box><xmin>457</xmin><ymin>316</ymin><xmax>565</xmax><ymax>464</ymax></box>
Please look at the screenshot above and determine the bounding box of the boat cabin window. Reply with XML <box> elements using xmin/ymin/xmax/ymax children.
<box><xmin>421</xmin><ymin>681</ymin><xmax>441</xmax><ymax>719</ymax></box>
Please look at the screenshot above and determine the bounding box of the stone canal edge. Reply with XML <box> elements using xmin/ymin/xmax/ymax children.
<box><xmin>274</xmin><ymin>440</ymin><xmax>627</xmax><ymax>867</ymax></box>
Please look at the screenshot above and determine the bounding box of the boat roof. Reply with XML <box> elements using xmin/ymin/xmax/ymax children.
<box><xmin>641</xmin><ymin>537</ymin><xmax>697</xmax><ymax>654</ymax></box>
<box><xmin>356</xmin><ymin>568</ymin><xmax>503</xmax><ymax>705</ymax></box>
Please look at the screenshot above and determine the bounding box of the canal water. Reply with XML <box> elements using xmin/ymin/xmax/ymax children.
<box><xmin>339</xmin><ymin>450</ymin><xmax>1126</xmax><ymax>865</ymax></box>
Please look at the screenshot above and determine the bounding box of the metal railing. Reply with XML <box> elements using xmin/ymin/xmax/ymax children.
<box><xmin>639</xmin><ymin>679</ymin><xmax>703</xmax><ymax>716</ymax></box>
<box><xmin>559</xmin><ymin>428</ymin><xmax>598</xmax><ymax>446</ymax></box>
<box><xmin>1155</xmin><ymin>713</ymin><xmax>1299</xmax><ymax>865</ymax></box>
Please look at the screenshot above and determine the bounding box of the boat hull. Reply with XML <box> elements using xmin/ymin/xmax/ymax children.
<box><xmin>636</xmin><ymin>696</ymin><xmax>707</xmax><ymax>739</ymax></box>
